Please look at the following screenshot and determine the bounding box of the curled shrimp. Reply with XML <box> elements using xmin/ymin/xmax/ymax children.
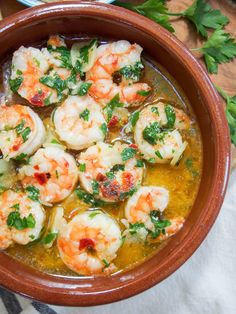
<box><xmin>0</xmin><ymin>190</ymin><xmax>45</xmax><ymax>249</ymax></box>
<box><xmin>77</xmin><ymin>141</ymin><xmax>144</xmax><ymax>202</ymax></box>
<box><xmin>0</xmin><ymin>104</ymin><xmax>45</xmax><ymax>160</ymax></box>
<box><xmin>54</xmin><ymin>95</ymin><xmax>107</xmax><ymax>150</ymax></box>
<box><xmin>86</xmin><ymin>40</ymin><xmax>151</xmax><ymax>107</ymax></box>
<box><xmin>124</xmin><ymin>186</ymin><xmax>184</xmax><ymax>242</ymax></box>
<box><xmin>134</xmin><ymin>102</ymin><xmax>190</xmax><ymax>164</ymax></box>
<box><xmin>57</xmin><ymin>211</ymin><xmax>121</xmax><ymax>275</ymax></box>
<box><xmin>19</xmin><ymin>147</ymin><xmax>79</xmax><ymax>205</ymax></box>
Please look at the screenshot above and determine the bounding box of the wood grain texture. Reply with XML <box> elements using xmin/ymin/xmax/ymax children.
<box><xmin>0</xmin><ymin>0</ymin><xmax>236</xmax><ymax>164</ymax></box>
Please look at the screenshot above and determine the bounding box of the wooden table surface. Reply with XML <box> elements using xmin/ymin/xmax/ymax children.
<box><xmin>0</xmin><ymin>0</ymin><xmax>236</xmax><ymax>165</ymax></box>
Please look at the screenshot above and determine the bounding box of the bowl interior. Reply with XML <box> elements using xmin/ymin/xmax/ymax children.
<box><xmin>0</xmin><ymin>3</ymin><xmax>230</xmax><ymax>306</ymax></box>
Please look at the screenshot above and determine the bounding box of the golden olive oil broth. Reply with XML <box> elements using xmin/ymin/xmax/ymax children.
<box><xmin>1</xmin><ymin>39</ymin><xmax>202</xmax><ymax>276</ymax></box>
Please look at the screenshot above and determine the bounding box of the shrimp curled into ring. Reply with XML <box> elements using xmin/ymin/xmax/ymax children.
<box><xmin>19</xmin><ymin>147</ymin><xmax>79</xmax><ymax>206</ymax></box>
<box><xmin>57</xmin><ymin>211</ymin><xmax>122</xmax><ymax>275</ymax></box>
<box><xmin>86</xmin><ymin>40</ymin><xmax>151</xmax><ymax>107</ymax></box>
<box><xmin>0</xmin><ymin>190</ymin><xmax>45</xmax><ymax>250</ymax></box>
<box><xmin>134</xmin><ymin>102</ymin><xmax>190</xmax><ymax>164</ymax></box>
<box><xmin>77</xmin><ymin>142</ymin><xmax>144</xmax><ymax>203</ymax></box>
<box><xmin>0</xmin><ymin>104</ymin><xmax>45</xmax><ymax>160</ymax></box>
<box><xmin>124</xmin><ymin>186</ymin><xmax>184</xmax><ymax>242</ymax></box>
<box><xmin>54</xmin><ymin>95</ymin><xmax>107</xmax><ymax>150</ymax></box>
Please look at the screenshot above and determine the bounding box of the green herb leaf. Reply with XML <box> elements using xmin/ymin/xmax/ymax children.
<box><xmin>121</xmin><ymin>147</ymin><xmax>137</xmax><ymax>161</ymax></box>
<box><xmin>129</xmin><ymin>222</ymin><xmax>146</xmax><ymax>235</ymax></box>
<box><xmin>75</xmin><ymin>187</ymin><xmax>104</xmax><ymax>206</ymax></box>
<box><xmin>165</xmin><ymin>104</ymin><xmax>176</xmax><ymax>128</ymax></box>
<box><xmin>216</xmin><ymin>87</ymin><xmax>236</xmax><ymax>146</ymax></box>
<box><xmin>200</xmin><ymin>30</ymin><xmax>236</xmax><ymax>74</ymax></box>
<box><xmin>77</xmin><ymin>82</ymin><xmax>92</xmax><ymax>96</ymax></box>
<box><xmin>119</xmin><ymin>61</ymin><xmax>144</xmax><ymax>81</ymax></box>
<box><xmin>25</xmin><ymin>185</ymin><xmax>40</xmax><ymax>202</ymax></box>
<box><xmin>155</xmin><ymin>150</ymin><xmax>163</xmax><ymax>159</ymax></box>
<box><xmin>129</xmin><ymin>111</ymin><xmax>140</xmax><ymax>128</ymax></box>
<box><xmin>149</xmin><ymin>210</ymin><xmax>171</xmax><ymax>238</ymax></box>
<box><xmin>40</xmin><ymin>73</ymin><xmax>67</xmax><ymax>100</ymax></box>
<box><xmin>102</xmin><ymin>259</ymin><xmax>110</xmax><ymax>268</ymax></box>
<box><xmin>114</xmin><ymin>0</ymin><xmax>174</xmax><ymax>32</ymax></box>
<box><xmin>89</xmin><ymin>211</ymin><xmax>101</xmax><ymax>219</ymax></box>
<box><xmin>151</xmin><ymin>107</ymin><xmax>159</xmax><ymax>115</ymax></box>
<box><xmin>21</xmin><ymin>127</ymin><xmax>31</xmax><ymax>143</ymax></box>
<box><xmin>10</xmin><ymin>203</ymin><xmax>20</xmax><ymax>210</ymax></box>
<box><xmin>14</xmin><ymin>153</ymin><xmax>28</xmax><ymax>161</ymax></box>
<box><xmin>7</xmin><ymin>211</ymin><xmax>36</xmax><ymax>230</ymax></box>
<box><xmin>104</xmin><ymin>94</ymin><xmax>124</xmax><ymax>122</ymax></box>
<box><xmin>183</xmin><ymin>0</ymin><xmax>229</xmax><ymax>38</ymax></box>
<box><xmin>79</xmin><ymin>108</ymin><xmax>90</xmax><ymax>121</ymax></box>
<box><xmin>47</xmin><ymin>45</ymin><xmax>72</xmax><ymax>69</ymax></box>
<box><xmin>136</xmin><ymin>159</ymin><xmax>145</xmax><ymax>168</ymax></box>
<box><xmin>41</xmin><ymin>232</ymin><xmax>58</xmax><ymax>244</ymax></box>
<box><xmin>100</xmin><ymin>123</ymin><xmax>108</xmax><ymax>136</ymax></box>
<box><xmin>79</xmin><ymin>163</ymin><xmax>86</xmax><ymax>172</ymax></box>
<box><xmin>15</xmin><ymin>120</ymin><xmax>25</xmax><ymax>135</ymax></box>
<box><xmin>91</xmin><ymin>180</ymin><xmax>99</xmax><ymax>195</ymax></box>
<box><xmin>137</xmin><ymin>90</ymin><xmax>151</xmax><ymax>96</ymax></box>
<box><xmin>142</xmin><ymin>121</ymin><xmax>161</xmax><ymax>145</ymax></box>
<box><xmin>9</xmin><ymin>77</ymin><xmax>23</xmax><ymax>93</ymax></box>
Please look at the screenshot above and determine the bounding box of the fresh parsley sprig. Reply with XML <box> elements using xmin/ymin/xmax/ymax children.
<box><xmin>166</xmin><ymin>0</ymin><xmax>229</xmax><ymax>38</ymax></box>
<box><xmin>191</xmin><ymin>30</ymin><xmax>236</xmax><ymax>74</ymax></box>
<box><xmin>114</xmin><ymin>0</ymin><xmax>174</xmax><ymax>32</ymax></box>
<box><xmin>216</xmin><ymin>86</ymin><xmax>236</xmax><ymax>146</ymax></box>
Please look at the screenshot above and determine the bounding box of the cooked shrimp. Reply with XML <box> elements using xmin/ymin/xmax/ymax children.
<box><xmin>86</xmin><ymin>40</ymin><xmax>151</xmax><ymax>107</ymax></box>
<box><xmin>77</xmin><ymin>142</ymin><xmax>144</xmax><ymax>202</ymax></box>
<box><xmin>125</xmin><ymin>186</ymin><xmax>169</xmax><ymax>230</ymax></box>
<box><xmin>54</xmin><ymin>95</ymin><xmax>107</xmax><ymax>150</ymax></box>
<box><xmin>134</xmin><ymin>102</ymin><xmax>190</xmax><ymax>164</ymax></box>
<box><xmin>0</xmin><ymin>104</ymin><xmax>45</xmax><ymax>160</ymax></box>
<box><xmin>0</xmin><ymin>190</ymin><xmax>45</xmax><ymax>249</ymax></box>
<box><xmin>124</xmin><ymin>186</ymin><xmax>184</xmax><ymax>242</ymax></box>
<box><xmin>19</xmin><ymin>147</ymin><xmax>78</xmax><ymax>205</ymax></box>
<box><xmin>10</xmin><ymin>46</ymin><xmax>58</xmax><ymax>106</ymax></box>
<box><xmin>57</xmin><ymin>211</ymin><xmax>121</xmax><ymax>275</ymax></box>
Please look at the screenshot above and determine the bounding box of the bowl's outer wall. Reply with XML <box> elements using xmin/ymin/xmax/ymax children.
<box><xmin>0</xmin><ymin>2</ymin><xmax>231</xmax><ymax>306</ymax></box>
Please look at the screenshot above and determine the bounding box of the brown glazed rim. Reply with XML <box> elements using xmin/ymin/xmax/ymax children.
<box><xmin>0</xmin><ymin>2</ymin><xmax>231</xmax><ymax>306</ymax></box>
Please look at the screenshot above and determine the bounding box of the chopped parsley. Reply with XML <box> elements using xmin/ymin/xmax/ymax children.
<box><xmin>47</xmin><ymin>45</ymin><xmax>72</xmax><ymax>69</ymax></box>
<box><xmin>100</xmin><ymin>123</ymin><xmax>108</xmax><ymax>136</ymax></box>
<box><xmin>40</xmin><ymin>73</ymin><xmax>67</xmax><ymax>101</ymax></box>
<box><xmin>77</xmin><ymin>82</ymin><xmax>92</xmax><ymax>96</ymax></box>
<box><xmin>15</xmin><ymin>120</ymin><xmax>31</xmax><ymax>143</ymax></box>
<box><xmin>137</xmin><ymin>90</ymin><xmax>150</xmax><ymax>96</ymax></box>
<box><xmin>7</xmin><ymin>211</ymin><xmax>36</xmax><ymax>230</ymax></box>
<box><xmin>119</xmin><ymin>61</ymin><xmax>144</xmax><ymax>81</ymax></box>
<box><xmin>142</xmin><ymin>122</ymin><xmax>161</xmax><ymax>145</ymax></box>
<box><xmin>25</xmin><ymin>185</ymin><xmax>40</xmax><ymax>202</ymax></box>
<box><xmin>129</xmin><ymin>111</ymin><xmax>140</xmax><ymax>128</ymax></box>
<box><xmin>136</xmin><ymin>159</ymin><xmax>145</xmax><ymax>167</ymax></box>
<box><xmin>91</xmin><ymin>180</ymin><xmax>99</xmax><ymax>195</ymax></box>
<box><xmin>165</xmin><ymin>104</ymin><xmax>176</xmax><ymax>128</ymax></box>
<box><xmin>79</xmin><ymin>163</ymin><xmax>86</xmax><ymax>172</ymax></box>
<box><xmin>129</xmin><ymin>222</ymin><xmax>146</xmax><ymax>235</ymax></box>
<box><xmin>75</xmin><ymin>187</ymin><xmax>104</xmax><ymax>206</ymax></box>
<box><xmin>149</xmin><ymin>210</ymin><xmax>171</xmax><ymax>239</ymax></box>
<box><xmin>10</xmin><ymin>203</ymin><xmax>20</xmax><ymax>210</ymax></box>
<box><xmin>104</xmin><ymin>94</ymin><xmax>124</xmax><ymax>122</ymax></box>
<box><xmin>41</xmin><ymin>232</ymin><xmax>58</xmax><ymax>244</ymax></box>
<box><xmin>121</xmin><ymin>147</ymin><xmax>137</xmax><ymax>161</ymax></box>
<box><xmin>102</xmin><ymin>259</ymin><xmax>110</xmax><ymax>268</ymax></box>
<box><xmin>155</xmin><ymin>150</ymin><xmax>163</xmax><ymax>159</ymax></box>
<box><xmin>89</xmin><ymin>211</ymin><xmax>101</xmax><ymax>219</ymax></box>
<box><xmin>151</xmin><ymin>107</ymin><xmax>159</xmax><ymax>115</ymax></box>
<box><xmin>79</xmin><ymin>108</ymin><xmax>90</xmax><ymax>121</ymax></box>
<box><xmin>9</xmin><ymin>77</ymin><xmax>23</xmax><ymax>93</ymax></box>
<box><xmin>14</xmin><ymin>153</ymin><xmax>28</xmax><ymax>161</ymax></box>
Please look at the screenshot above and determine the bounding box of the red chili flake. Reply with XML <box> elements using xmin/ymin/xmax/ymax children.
<box><xmin>34</xmin><ymin>165</ymin><xmax>39</xmax><ymax>170</ymax></box>
<box><xmin>100</xmin><ymin>180</ymin><xmax>120</xmax><ymax>199</ymax></box>
<box><xmin>96</xmin><ymin>173</ymin><xmax>107</xmax><ymax>182</ymax></box>
<box><xmin>122</xmin><ymin>172</ymin><xmax>134</xmax><ymax>191</ymax></box>
<box><xmin>79</xmin><ymin>238</ymin><xmax>95</xmax><ymax>251</ymax></box>
<box><xmin>30</xmin><ymin>92</ymin><xmax>45</xmax><ymax>107</ymax></box>
<box><xmin>129</xmin><ymin>143</ymin><xmax>138</xmax><ymax>149</ymax></box>
<box><xmin>12</xmin><ymin>144</ymin><xmax>20</xmax><ymax>151</ymax></box>
<box><xmin>34</xmin><ymin>172</ymin><xmax>49</xmax><ymax>185</ymax></box>
<box><xmin>108</xmin><ymin>115</ymin><xmax>119</xmax><ymax>128</ymax></box>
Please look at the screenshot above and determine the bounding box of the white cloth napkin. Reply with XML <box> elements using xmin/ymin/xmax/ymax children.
<box><xmin>2</xmin><ymin>170</ymin><xmax>236</xmax><ymax>314</ymax></box>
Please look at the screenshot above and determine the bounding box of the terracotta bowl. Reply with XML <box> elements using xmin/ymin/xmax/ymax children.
<box><xmin>0</xmin><ymin>2</ymin><xmax>231</xmax><ymax>306</ymax></box>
